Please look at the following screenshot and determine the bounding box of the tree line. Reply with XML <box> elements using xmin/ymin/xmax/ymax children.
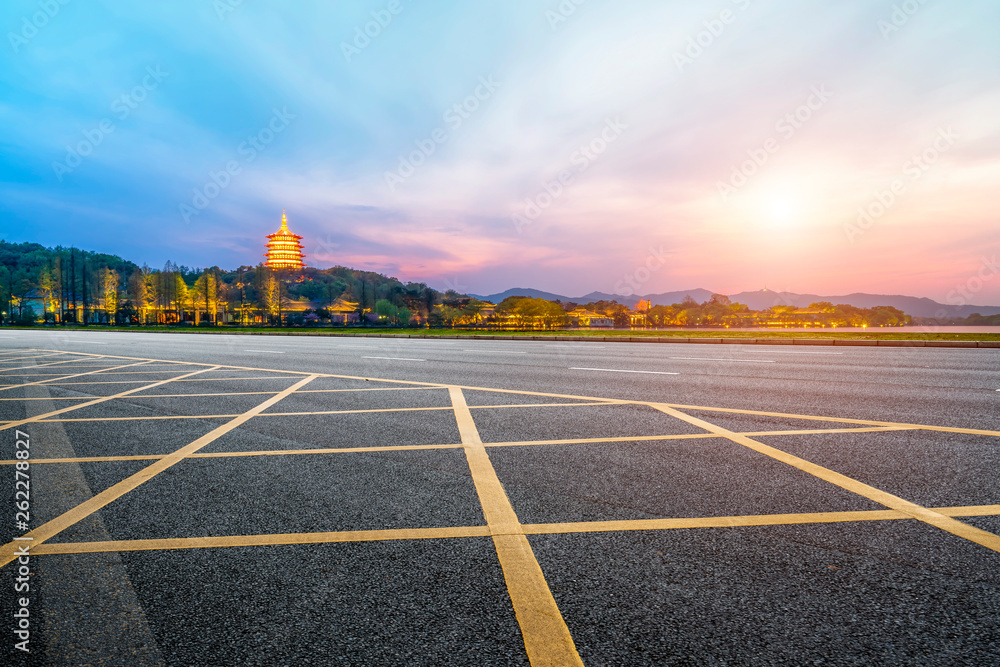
<box><xmin>0</xmin><ymin>240</ymin><xmax>440</xmax><ymax>326</ymax></box>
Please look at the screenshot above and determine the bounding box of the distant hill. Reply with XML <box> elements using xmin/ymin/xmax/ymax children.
<box><xmin>469</xmin><ymin>288</ymin><xmax>714</xmax><ymax>308</ymax></box>
<box><xmin>470</xmin><ymin>286</ymin><xmax>1000</xmax><ymax>318</ymax></box>
<box><xmin>467</xmin><ymin>287</ymin><xmax>573</xmax><ymax>303</ymax></box>
<box><xmin>729</xmin><ymin>290</ymin><xmax>1000</xmax><ymax>318</ymax></box>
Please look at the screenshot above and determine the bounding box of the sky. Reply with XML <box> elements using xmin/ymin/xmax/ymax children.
<box><xmin>1</xmin><ymin>0</ymin><xmax>999</xmax><ymax>305</ymax></box>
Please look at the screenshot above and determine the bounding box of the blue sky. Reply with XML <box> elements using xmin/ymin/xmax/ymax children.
<box><xmin>2</xmin><ymin>0</ymin><xmax>999</xmax><ymax>303</ymax></box>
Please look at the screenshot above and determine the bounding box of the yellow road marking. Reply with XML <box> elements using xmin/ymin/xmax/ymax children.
<box><xmin>0</xmin><ymin>444</ymin><xmax>463</xmax><ymax>465</ymax></box>
<box><xmin>27</xmin><ymin>347</ymin><xmax>1000</xmax><ymax>439</ymax></box>
<box><xmin>0</xmin><ymin>359</ymin><xmax>152</xmax><ymax>393</ymax></box>
<box><xmin>29</xmin><ymin>526</ymin><xmax>492</xmax><ymax>555</ymax></box>
<box><xmin>0</xmin><ymin>365</ymin><xmax>220</xmax><ymax>433</ymax></box>
<box><xmin>0</xmin><ymin>352</ymin><xmax>68</xmax><ymax>364</ymax></box>
<box><xmin>937</xmin><ymin>504</ymin><xmax>1000</xmax><ymax>516</ymax></box>
<box><xmin>0</xmin><ymin>357</ymin><xmax>102</xmax><ymax>373</ymax></box>
<box><xmin>0</xmin><ymin>387</ymin><xmax>442</xmax><ymax>401</ymax></box>
<box><xmin>16</xmin><ymin>505</ymin><xmax>1000</xmax><ymax>557</ymax></box>
<box><xmin>44</xmin><ymin>376</ymin><xmax>301</xmax><ymax>386</ymax></box>
<box><xmin>450</xmin><ymin>386</ymin><xmax>583</xmax><ymax>667</ymax></box>
<box><xmin>0</xmin><ymin>427</ymin><xmax>919</xmax><ymax>465</ymax></box>
<box><xmin>0</xmin><ymin>370</ymin><xmax>220</xmax><ymax>376</ymax></box>
<box><xmin>17</xmin><ymin>401</ymin><xmax>630</xmax><ymax>424</ymax></box>
<box><xmin>523</xmin><ymin>504</ymin><xmax>1000</xmax><ymax>534</ymax></box>
<box><xmin>0</xmin><ymin>374</ymin><xmax>318</xmax><ymax>568</ymax></box>
<box><xmin>0</xmin><ymin>396</ymin><xmax>131</xmax><ymax>402</ymax></box>
<box><xmin>653</xmin><ymin>404</ymin><xmax>1000</xmax><ymax>554</ymax></box>
<box><xmin>656</xmin><ymin>402</ymin><xmax>1000</xmax><ymax>438</ymax></box>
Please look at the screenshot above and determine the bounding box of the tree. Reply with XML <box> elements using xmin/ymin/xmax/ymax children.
<box><xmin>100</xmin><ymin>268</ymin><xmax>120</xmax><ymax>323</ymax></box>
<box><xmin>709</xmin><ymin>293</ymin><xmax>731</xmax><ymax>306</ymax></box>
<box><xmin>39</xmin><ymin>267</ymin><xmax>59</xmax><ymax>316</ymax></box>
<box><xmin>374</xmin><ymin>299</ymin><xmax>399</xmax><ymax>323</ymax></box>
<box><xmin>260</xmin><ymin>269</ymin><xmax>280</xmax><ymax>323</ymax></box>
<box><xmin>194</xmin><ymin>269</ymin><xmax>220</xmax><ymax>324</ymax></box>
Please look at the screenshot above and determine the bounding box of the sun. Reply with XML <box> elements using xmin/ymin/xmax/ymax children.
<box><xmin>767</xmin><ymin>198</ymin><xmax>798</xmax><ymax>227</ymax></box>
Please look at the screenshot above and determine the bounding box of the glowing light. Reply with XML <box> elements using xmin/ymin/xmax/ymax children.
<box><xmin>264</xmin><ymin>210</ymin><xmax>306</xmax><ymax>270</ymax></box>
<box><xmin>767</xmin><ymin>198</ymin><xmax>798</xmax><ymax>227</ymax></box>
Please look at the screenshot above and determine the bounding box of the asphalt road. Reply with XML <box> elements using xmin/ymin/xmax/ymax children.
<box><xmin>1</xmin><ymin>329</ymin><xmax>998</xmax><ymax>666</ymax></box>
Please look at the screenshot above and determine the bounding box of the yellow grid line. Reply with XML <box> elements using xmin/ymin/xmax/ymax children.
<box><xmin>11</xmin><ymin>400</ymin><xmax>624</xmax><ymax>424</ymax></box>
<box><xmin>0</xmin><ymin>427</ymin><xmax>925</xmax><ymax>465</ymax></box>
<box><xmin>6</xmin><ymin>347</ymin><xmax>1000</xmax><ymax>666</ymax></box>
<box><xmin>449</xmin><ymin>386</ymin><xmax>583</xmax><ymax>666</ymax></box>
<box><xmin>0</xmin><ymin>357</ymin><xmax>106</xmax><ymax>373</ymax></box>
<box><xmin>24</xmin><ymin>505</ymin><xmax>1000</xmax><ymax>556</ymax></box>
<box><xmin>0</xmin><ymin>359</ymin><xmax>154</xmax><ymax>393</ymax></box>
<box><xmin>653</xmin><ymin>404</ymin><xmax>1000</xmax><ymax>554</ymax></box>
<box><xmin>0</xmin><ymin>374</ymin><xmax>318</xmax><ymax>568</ymax></box>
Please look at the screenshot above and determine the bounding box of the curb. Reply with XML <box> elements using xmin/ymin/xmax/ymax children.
<box><xmin>13</xmin><ymin>328</ymin><xmax>1000</xmax><ymax>348</ymax></box>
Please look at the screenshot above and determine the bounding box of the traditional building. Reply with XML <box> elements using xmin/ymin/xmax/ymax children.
<box><xmin>264</xmin><ymin>211</ymin><xmax>306</xmax><ymax>270</ymax></box>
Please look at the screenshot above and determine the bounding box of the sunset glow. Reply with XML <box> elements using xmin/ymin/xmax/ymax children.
<box><xmin>2</xmin><ymin>1</ymin><xmax>998</xmax><ymax>304</ymax></box>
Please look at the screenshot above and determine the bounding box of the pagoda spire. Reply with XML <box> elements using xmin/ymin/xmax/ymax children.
<box><xmin>264</xmin><ymin>210</ymin><xmax>306</xmax><ymax>271</ymax></box>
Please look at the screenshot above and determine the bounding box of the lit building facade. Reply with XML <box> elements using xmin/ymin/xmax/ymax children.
<box><xmin>264</xmin><ymin>211</ymin><xmax>306</xmax><ymax>270</ymax></box>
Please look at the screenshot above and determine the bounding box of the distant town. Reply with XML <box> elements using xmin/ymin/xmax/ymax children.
<box><xmin>2</xmin><ymin>215</ymin><xmax>997</xmax><ymax>329</ymax></box>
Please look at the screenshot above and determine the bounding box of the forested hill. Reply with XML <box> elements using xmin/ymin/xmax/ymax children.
<box><xmin>0</xmin><ymin>239</ymin><xmax>442</xmax><ymax>316</ymax></box>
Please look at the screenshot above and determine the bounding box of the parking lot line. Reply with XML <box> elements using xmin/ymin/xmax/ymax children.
<box><xmin>0</xmin><ymin>374</ymin><xmax>317</xmax><ymax>568</ymax></box>
<box><xmin>450</xmin><ymin>386</ymin><xmax>584</xmax><ymax>667</ymax></box>
<box><xmin>2</xmin><ymin>347</ymin><xmax>998</xmax><ymax>664</ymax></box>
<box><xmin>653</xmin><ymin>404</ymin><xmax>1000</xmax><ymax>554</ymax></box>
<box><xmin>0</xmin><ymin>359</ymin><xmax>153</xmax><ymax>393</ymax></box>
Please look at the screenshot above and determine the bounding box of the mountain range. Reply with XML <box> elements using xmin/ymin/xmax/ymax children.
<box><xmin>467</xmin><ymin>288</ymin><xmax>1000</xmax><ymax>319</ymax></box>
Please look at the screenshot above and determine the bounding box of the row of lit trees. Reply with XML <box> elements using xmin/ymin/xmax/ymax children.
<box><xmin>1</xmin><ymin>258</ymin><xmax>300</xmax><ymax>326</ymax></box>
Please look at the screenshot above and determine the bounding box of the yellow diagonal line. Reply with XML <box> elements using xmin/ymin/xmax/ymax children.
<box><xmin>0</xmin><ymin>357</ymin><xmax>98</xmax><ymax>373</ymax></box>
<box><xmin>0</xmin><ymin>365</ymin><xmax>221</xmax><ymax>432</ymax></box>
<box><xmin>652</xmin><ymin>404</ymin><xmax>1000</xmax><ymax>553</ymax></box>
<box><xmin>449</xmin><ymin>386</ymin><xmax>583</xmax><ymax>667</ymax></box>
<box><xmin>30</xmin><ymin>526</ymin><xmax>492</xmax><ymax>555</ymax></box>
<box><xmin>655</xmin><ymin>402</ymin><xmax>1000</xmax><ymax>438</ymax></box>
<box><xmin>0</xmin><ymin>352</ymin><xmax>67</xmax><ymax>364</ymax></box>
<box><xmin>0</xmin><ymin>373</ymin><xmax>318</xmax><ymax>568</ymax></box>
<box><xmin>0</xmin><ymin>359</ymin><xmax>152</xmax><ymax>393</ymax></box>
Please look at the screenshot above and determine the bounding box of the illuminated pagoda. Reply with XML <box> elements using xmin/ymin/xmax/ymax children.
<box><xmin>264</xmin><ymin>210</ymin><xmax>306</xmax><ymax>270</ymax></box>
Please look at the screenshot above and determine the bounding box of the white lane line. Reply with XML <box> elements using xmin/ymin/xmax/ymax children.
<box><xmin>244</xmin><ymin>350</ymin><xmax>285</xmax><ymax>354</ymax></box>
<box><xmin>79</xmin><ymin>342</ymin><xmax>108</xmax><ymax>345</ymax></box>
<box><xmin>669</xmin><ymin>357</ymin><xmax>775</xmax><ymax>363</ymax></box>
<box><xmin>462</xmin><ymin>350</ymin><xmax>527</xmax><ymax>354</ymax></box>
<box><xmin>362</xmin><ymin>356</ymin><xmax>426</xmax><ymax>362</ymax></box>
<box><xmin>571</xmin><ymin>367</ymin><xmax>679</xmax><ymax>375</ymax></box>
<box><xmin>754</xmin><ymin>351</ymin><xmax>844</xmax><ymax>355</ymax></box>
